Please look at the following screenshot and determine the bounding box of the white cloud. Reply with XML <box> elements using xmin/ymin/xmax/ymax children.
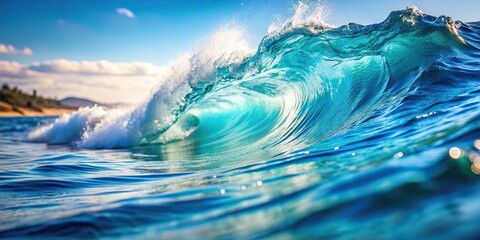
<box><xmin>0</xmin><ymin>61</ymin><xmax>23</xmax><ymax>75</ymax></box>
<box><xmin>0</xmin><ymin>60</ymin><xmax>165</xmax><ymax>104</ymax></box>
<box><xmin>116</xmin><ymin>8</ymin><xmax>135</xmax><ymax>18</ymax></box>
<box><xmin>27</xmin><ymin>59</ymin><xmax>161</xmax><ymax>76</ymax></box>
<box><xmin>0</xmin><ymin>43</ymin><xmax>33</xmax><ymax>55</ymax></box>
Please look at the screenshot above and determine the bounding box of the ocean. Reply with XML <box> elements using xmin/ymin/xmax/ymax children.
<box><xmin>1</xmin><ymin>7</ymin><xmax>480</xmax><ymax>239</ymax></box>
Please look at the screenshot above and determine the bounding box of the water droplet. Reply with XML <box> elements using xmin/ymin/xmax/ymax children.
<box><xmin>474</xmin><ymin>140</ymin><xmax>480</xmax><ymax>150</ymax></box>
<box><xmin>468</xmin><ymin>152</ymin><xmax>480</xmax><ymax>163</ymax></box>
<box><xmin>449</xmin><ymin>147</ymin><xmax>463</xmax><ymax>159</ymax></box>
<box><xmin>471</xmin><ymin>162</ymin><xmax>480</xmax><ymax>175</ymax></box>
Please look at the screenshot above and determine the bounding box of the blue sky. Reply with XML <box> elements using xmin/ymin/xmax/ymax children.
<box><xmin>2</xmin><ymin>0</ymin><xmax>479</xmax><ymax>65</ymax></box>
<box><xmin>0</xmin><ymin>0</ymin><xmax>288</xmax><ymax>65</ymax></box>
<box><xmin>0</xmin><ymin>0</ymin><xmax>479</xmax><ymax>103</ymax></box>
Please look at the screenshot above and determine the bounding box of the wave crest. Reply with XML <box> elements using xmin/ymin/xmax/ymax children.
<box><xmin>29</xmin><ymin>6</ymin><xmax>468</xmax><ymax>153</ymax></box>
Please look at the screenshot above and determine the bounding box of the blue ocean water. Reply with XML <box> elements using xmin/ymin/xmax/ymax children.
<box><xmin>1</xmin><ymin>7</ymin><xmax>480</xmax><ymax>239</ymax></box>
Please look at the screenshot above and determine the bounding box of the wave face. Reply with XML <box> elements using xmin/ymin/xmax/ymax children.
<box><xmin>2</xmin><ymin>5</ymin><xmax>480</xmax><ymax>239</ymax></box>
<box><xmin>28</xmin><ymin>7</ymin><xmax>468</xmax><ymax>153</ymax></box>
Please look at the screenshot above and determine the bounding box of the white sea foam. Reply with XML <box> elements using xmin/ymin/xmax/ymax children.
<box><xmin>28</xmin><ymin>106</ymin><xmax>110</xmax><ymax>145</ymax></box>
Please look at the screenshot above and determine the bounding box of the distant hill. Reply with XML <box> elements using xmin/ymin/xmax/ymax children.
<box><xmin>60</xmin><ymin>97</ymin><xmax>125</xmax><ymax>108</ymax></box>
<box><xmin>60</xmin><ymin>97</ymin><xmax>99</xmax><ymax>108</ymax></box>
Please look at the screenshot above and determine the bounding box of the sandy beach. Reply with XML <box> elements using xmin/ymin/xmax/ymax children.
<box><xmin>0</xmin><ymin>101</ymin><xmax>75</xmax><ymax>117</ymax></box>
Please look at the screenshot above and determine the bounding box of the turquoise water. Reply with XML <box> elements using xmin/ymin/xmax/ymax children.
<box><xmin>1</xmin><ymin>8</ymin><xmax>480</xmax><ymax>238</ymax></box>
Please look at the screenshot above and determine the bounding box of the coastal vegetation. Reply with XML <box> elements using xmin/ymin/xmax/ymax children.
<box><xmin>0</xmin><ymin>84</ymin><xmax>74</xmax><ymax>116</ymax></box>
<box><xmin>0</xmin><ymin>84</ymin><xmax>62</xmax><ymax>110</ymax></box>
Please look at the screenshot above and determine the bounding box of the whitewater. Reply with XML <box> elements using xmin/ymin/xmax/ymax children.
<box><xmin>1</xmin><ymin>4</ymin><xmax>480</xmax><ymax>239</ymax></box>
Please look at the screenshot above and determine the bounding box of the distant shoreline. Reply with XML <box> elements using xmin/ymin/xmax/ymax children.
<box><xmin>0</xmin><ymin>101</ymin><xmax>76</xmax><ymax>117</ymax></box>
<box><xmin>0</xmin><ymin>84</ymin><xmax>124</xmax><ymax>118</ymax></box>
<box><xmin>0</xmin><ymin>108</ymin><xmax>75</xmax><ymax>117</ymax></box>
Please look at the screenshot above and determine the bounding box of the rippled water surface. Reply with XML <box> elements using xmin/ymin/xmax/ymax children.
<box><xmin>1</xmin><ymin>8</ymin><xmax>480</xmax><ymax>239</ymax></box>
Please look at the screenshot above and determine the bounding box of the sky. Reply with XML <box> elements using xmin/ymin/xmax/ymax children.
<box><xmin>1</xmin><ymin>0</ymin><xmax>479</xmax><ymax>104</ymax></box>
